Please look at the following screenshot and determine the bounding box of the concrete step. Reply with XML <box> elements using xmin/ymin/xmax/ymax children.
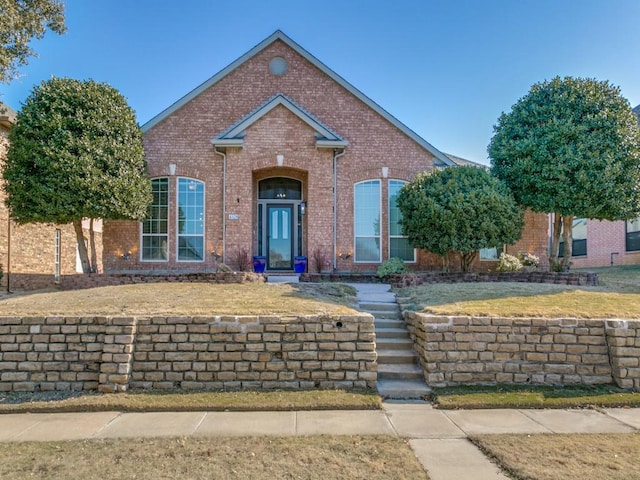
<box><xmin>375</xmin><ymin>327</ymin><xmax>410</xmax><ymax>339</ymax></box>
<box><xmin>378</xmin><ymin>363</ymin><xmax>424</xmax><ymax>380</ymax></box>
<box><xmin>375</xmin><ymin>319</ymin><xmax>405</xmax><ymax>329</ymax></box>
<box><xmin>359</xmin><ymin>302</ymin><xmax>398</xmax><ymax>311</ymax></box>
<box><xmin>376</xmin><ymin>338</ymin><xmax>413</xmax><ymax>350</ymax></box>
<box><xmin>377</xmin><ymin>378</ymin><xmax>432</xmax><ymax>400</ymax></box>
<box><xmin>377</xmin><ymin>349</ymin><xmax>418</xmax><ymax>364</ymax></box>
<box><xmin>362</xmin><ymin>310</ymin><xmax>402</xmax><ymax>320</ymax></box>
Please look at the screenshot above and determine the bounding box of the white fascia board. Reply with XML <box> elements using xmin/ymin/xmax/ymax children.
<box><xmin>210</xmin><ymin>138</ymin><xmax>244</xmax><ymax>148</ymax></box>
<box><xmin>315</xmin><ymin>139</ymin><xmax>349</xmax><ymax>148</ymax></box>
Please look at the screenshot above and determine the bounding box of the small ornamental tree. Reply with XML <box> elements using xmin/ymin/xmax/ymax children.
<box><xmin>489</xmin><ymin>76</ymin><xmax>640</xmax><ymax>270</ymax></box>
<box><xmin>4</xmin><ymin>77</ymin><xmax>152</xmax><ymax>272</ymax></box>
<box><xmin>0</xmin><ymin>0</ymin><xmax>66</xmax><ymax>83</ymax></box>
<box><xmin>396</xmin><ymin>166</ymin><xmax>524</xmax><ymax>272</ymax></box>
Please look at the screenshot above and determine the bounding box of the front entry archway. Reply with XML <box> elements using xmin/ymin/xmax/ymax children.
<box><xmin>257</xmin><ymin>178</ymin><xmax>304</xmax><ymax>271</ymax></box>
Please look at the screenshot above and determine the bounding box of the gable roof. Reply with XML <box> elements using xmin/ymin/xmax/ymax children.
<box><xmin>444</xmin><ymin>153</ymin><xmax>488</xmax><ymax>169</ymax></box>
<box><xmin>212</xmin><ymin>93</ymin><xmax>348</xmax><ymax>149</ymax></box>
<box><xmin>142</xmin><ymin>30</ymin><xmax>455</xmax><ymax>167</ymax></box>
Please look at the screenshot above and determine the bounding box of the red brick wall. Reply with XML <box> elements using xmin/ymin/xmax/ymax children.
<box><xmin>567</xmin><ymin>219</ymin><xmax>640</xmax><ymax>268</ymax></box>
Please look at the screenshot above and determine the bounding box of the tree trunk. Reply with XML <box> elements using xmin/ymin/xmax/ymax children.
<box><xmin>73</xmin><ymin>219</ymin><xmax>91</xmax><ymax>274</ymax></box>
<box><xmin>561</xmin><ymin>214</ymin><xmax>573</xmax><ymax>271</ymax></box>
<box><xmin>461</xmin><ymin>251</ymin><xmax>477</xmax><ymax>273</ymax></box>
<box><xmin>441</xmin><ymin>253</ymin><xmax>450</xmax><ymax>273</ymax></box>
<box><xmin>549</xmin><ymin>213</ymin><xmax>563</xmax><ymax>269</ymax></box>
<box><xmin>89</xmin><ymin>219</ymin><xmax>97</xmax><ymax>274</ymax></box>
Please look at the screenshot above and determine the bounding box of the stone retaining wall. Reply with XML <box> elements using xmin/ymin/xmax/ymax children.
<box><xmin>59</xmin><ymin>272</ymin><xmax>264</xmax><ymax>291</ymax></box>
<box><xmin>405</xmin><ymin>312</ymin><xmax>640</xmax><ymax>390</ymax></box>
<box><xmin>0</xmin><ymin>314</ymin><xmax>376</xmax><ymax>393</ymax></box>
<box><xmin>389</xmin><ymin>271</ymin><xmax>598</xmax><ymax>288</ymax></box>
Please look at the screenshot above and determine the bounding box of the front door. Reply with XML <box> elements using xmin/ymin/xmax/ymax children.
<box><xmin>267</xmin><ymin>204</ymin><xmax>293</xmax><ymax>270</ymax></box>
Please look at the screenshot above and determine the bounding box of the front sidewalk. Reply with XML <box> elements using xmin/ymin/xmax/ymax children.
<box><xmin>1</xmin><ymin>403</ymin><xmax>639</xmax><ymax>479</ymax></box>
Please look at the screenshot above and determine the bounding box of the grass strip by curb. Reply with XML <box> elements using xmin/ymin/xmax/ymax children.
<box><xmin>432</xmin><ymin>384</ymin><xmax>640</xmax><ymax>409</ymax></box>
<box><xmin>0</xmin><ymin>389</ymin><xmax>381</xmax><ymax>414</ymax></box>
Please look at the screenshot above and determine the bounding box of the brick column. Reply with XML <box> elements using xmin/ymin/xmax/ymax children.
<box><xmin>606</xmin><ymin>320</ymin><xmax>640</xmax><ymax>391</ymax></box>
<box><xmin>99</xmin><ymin>317</ymin><xmax>137</xmax><ymax>393</ymax></box>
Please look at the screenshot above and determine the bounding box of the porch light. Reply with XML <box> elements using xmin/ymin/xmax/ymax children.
<box><xmin>300</xmin><ymin>201</ymin><xmax>306</xmax><ymax>215</ymax></box>
<box><xmin>121</xmin><ymin>252</ymin><xmax>132</xmax><ymax>260</ymax></box>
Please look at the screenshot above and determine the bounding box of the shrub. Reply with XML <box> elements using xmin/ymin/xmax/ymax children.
<box><xmin>377</xmin><ymin>257</ymin><xmax>409</xmax><ymax>278</ymax></box>
<box><xmin>312</xmin><ymin>247</ymin><xmax>329</xmax><ymax>273</ymax></box>
<box><xmin>518</xmin><ymin>252</ymin><xmax>539</xmax><ymax>268</ymax></box>
<box><xmin>496</xmin><ymin>253</ymin><xmax>522</xmax><ymax>272</ymax></box>
<box><xmin>233</xmin><ymin>248</ymin><xmax>251</xmax><ymax>272</ymax></box>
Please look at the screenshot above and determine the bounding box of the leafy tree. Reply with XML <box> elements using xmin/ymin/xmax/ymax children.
<box><xmin>396</xmin><ymin>166</ymin><xmax>524</xmax><ymax>272</ymax></box>
<box><xmin>0</xmin><ymin>0</ymin><xmax>66</xmax><ymax>83</ymax></box>
<box><xmin>489</xmin><ymin>76</ymin><xmax>640</xmax><ymax>270</ymax></box>
<box><xmin>4</xmin><ymin>77</ymin><xmax>152</xmax><ymax>272</ymax></box>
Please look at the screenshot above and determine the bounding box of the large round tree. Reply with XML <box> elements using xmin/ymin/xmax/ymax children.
<box><xmin>4</xmin><ymin>77</ymin><xmax>152</xmax><ymax>272</ymax></box>
<box><xmin>396</xmin><ymin>165</ymin><xmax>524</xmax><ymax>272</ymax></box>
<box><xmin>489</xmin><ymin>76</ymin><xmax>640</xmax><ymax>270</ymax></box>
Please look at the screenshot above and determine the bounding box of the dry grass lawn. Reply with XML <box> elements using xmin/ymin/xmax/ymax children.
<box><xmin>0</xmin><ymin>389</ymin><xmax>381</xmax><ymax>413</ymax></box>
<box><xmin>472</xmin><ymin>433</ymin><xmax>640</xmax><ymax>480</ymax></box>
<box><xmin>396</xmin><ymin>265</ymin><xmax>640</xmax><ymax>318</ymax></box>
<box><xmin>0</xmin><ymin>282</ymin><xmax>359</xmax><ymax>316</ymax></box>
<box><xmin>0</xmin><ymin>435</ymin><xmax>428</xmax><ymax>480</ymax></box>
<box><xmin>433</xmin><ymin>384</ymin><xmax>640</xmax><ymax>409</ymax></box>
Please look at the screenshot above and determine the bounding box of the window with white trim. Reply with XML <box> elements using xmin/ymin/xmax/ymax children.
<box><xmin>54</xmin><ymin>229</ymin><xmax>61</xmax><ymax>282</ymax></box>
<box><xmin>177</xmin><ymin>178</ymin><xmax>205</xmax><ymax>261</ymax></box>
<box><xmin>354</xmin><ymin>180</ymin><xmax>381</xmax><ymax>262</ymax></box>
<box><xmin>627</xmin><ymin>218</ymin><xmax>640</xmax><ymax>252</ymax></box>
<box><xmin>388</xmin><ymin>180</ymin><xmax>415</xmax><ymax>262</ymax></box>
<box><xmin>142</xmin><ymin>178</ymin><xmax>169</xmax><ymax>261</ymax></box>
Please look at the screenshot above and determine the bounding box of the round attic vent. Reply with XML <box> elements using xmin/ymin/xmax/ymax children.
<box><xmin>269</xmin><ymin>56</ymin><xmax>288</xmax><ymax>76</ymax></box>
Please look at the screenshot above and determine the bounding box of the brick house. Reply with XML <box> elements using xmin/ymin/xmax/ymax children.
<box><xmin>100</xmin><ymin>30</ymin><xmax>547</xmax><ymax>274</ymax></box>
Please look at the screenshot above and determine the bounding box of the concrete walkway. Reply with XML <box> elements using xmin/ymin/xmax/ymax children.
<box><xmin>1</xmin><ymin>404</ymin><xmax>639</xmax><ymax>479</ymax></box>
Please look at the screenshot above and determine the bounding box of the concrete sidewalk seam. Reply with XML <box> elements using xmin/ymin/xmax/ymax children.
<box><xmin>92</xmin><ymin>411</ymin><xmax>122</xmax><ymax>438</ymax></box>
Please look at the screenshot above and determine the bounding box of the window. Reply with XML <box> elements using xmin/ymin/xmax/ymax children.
<box><xmin>388</xmin><ymin>180</ymin><xmax>415</xmax><ymax>262</ymax></box>
<box><xmin>142</xmin><ymin>178</ymin><xmax>169</xmax><ymax>261</ymax></box>
<box><xmin>479</xmin><ymin>247</ymin><xmax>499</xmax><ymax>261</ymax></box>
<box><xmin>627</xmin><ymin>218</ymin><xmax>640</xmax><ymax>252</ymax></box>
<box><xmin>354</xmin><ymin>180</ymin><xmax>381</xmax><ymax>262</ymax></box>
<box><xmin>559</xmin><ymin>217</ymin><xmax>587</xmax><ymax>257</ymax></box>
<box><xmin>54</xmin><ymin>229</ymin><xmax>61</xmax><ymax>283</ymax></box>
<box><xmin>177</xmin><ymin>178</ymin><xmax>204</xmax><ymax>261</ymax></box>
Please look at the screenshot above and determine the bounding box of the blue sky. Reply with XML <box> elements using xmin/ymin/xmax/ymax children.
<box><xmin>1</xmin><ymin>0</ymin><xmax>639</xmax><ymax>165</ymax></box>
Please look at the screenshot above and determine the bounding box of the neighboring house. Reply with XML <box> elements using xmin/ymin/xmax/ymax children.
<box><xmin>556</xmin><ymin>217</ymin><xmax>640</xmax><ymax>268</ymax></box>
<box><xmin>101</xmin><ymin>31</ymin><xmax>548</xmax><ymax>274</ymax></box>
<box><xmin>554</xmin><ymin>105</ymin><xmax>640</xmax><ymax>268</ymax></box>
<box><xmin>0</xmin><ymin>103</ymin><xmax>101</xmax><ymax>290</ymax></box>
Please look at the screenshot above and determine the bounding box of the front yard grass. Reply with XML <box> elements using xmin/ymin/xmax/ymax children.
<box><xmin>395</xmin><ymin>264</ymin><xmax>640</xmax><ymax>318</ymax></box>
<box><xmin>0</xmin><ymin>282</ymin><xmax>358</xmax><ymax>316</ymax></box>
<box><xmin>0</xmin><ymin>389</ymin><xmax>381</xmax><ymax>414</ymax></box>
<box><xmin>0</xmin><ymin>435</ymin><xmax>428</xmax><ymax>480</ymax></box>
<box><xmin>472</xmin><ymin>433</ymin><xmax>640</xmax><ymax>480</ymax></box>
<box><xmin>433</xmin><ymin>384</ymin><xmax>640</xmax><ymax>409</ymax></box>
